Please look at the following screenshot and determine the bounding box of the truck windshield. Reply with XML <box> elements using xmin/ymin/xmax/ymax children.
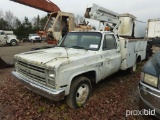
<box><xmin>58</xmin><ymin>32</ymin><xmax>102</xmax><ymax>51</ymax></box>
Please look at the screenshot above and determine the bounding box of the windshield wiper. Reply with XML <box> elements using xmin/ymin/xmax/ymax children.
<box><xmin>71</xmin><ymin>46</ymin><xmax>87</xmax><ymax>50</ymax></box>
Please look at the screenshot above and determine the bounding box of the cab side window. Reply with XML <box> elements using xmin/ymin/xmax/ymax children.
<box><xmin>0</xmin><ymin>32</ymin><xmax>5</xmax><ymax>35</ymax></box>
<box><xmin>103</xmin><ymin>34</ymin><xmax>117</xmax><ymax>50</ymax></box>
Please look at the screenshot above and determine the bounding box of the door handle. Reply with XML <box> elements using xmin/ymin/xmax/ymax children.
<box><xmin>116</xmin><ymin>49</ymin><xmax>120</xmax><ymax>53</ymax></box>
<box><xmin>105</xmin><ymin>58</ymin><xmax>110</xmax><ymax>61</ymax></box>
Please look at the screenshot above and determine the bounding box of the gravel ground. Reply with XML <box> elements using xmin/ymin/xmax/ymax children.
<box><xmin>0</xmin><ymin>43</ymin><xmax>155</xmax><ymax>120</ymax></box>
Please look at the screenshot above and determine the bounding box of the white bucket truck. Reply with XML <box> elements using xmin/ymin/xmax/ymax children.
<box><xmin>12</xmin><ymin>4</ymin><xmax>147</xmax><ymax>108</ymax></box>
<box><xmin>0</xmin><ymin>30</ymin><xmax>19</xmax><ymax>46</ymax></box>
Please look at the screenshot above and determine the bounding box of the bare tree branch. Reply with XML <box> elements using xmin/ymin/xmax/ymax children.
<box><xmin>75</xmin><ymin>14</ymin><xmax>84</xmax><ymax>25</ymax></box>
<box><xmin>0</xmin><ymin>10</ymin><xmax>3</xmax><ymax>18</ymax></box>
<box><xmin>3</xmin><ymin>10</ymin><xmax>15</xmax><ymax>29</ymax></box>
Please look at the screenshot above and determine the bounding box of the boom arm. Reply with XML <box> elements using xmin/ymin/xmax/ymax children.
<box><xmin>85</xmin><ymin>4</ymin><xmax>120</xmax><ymax>25</ymax></box>
<box><xmin>85</xmin><ymin>4</ymin><xmax>142</xmax><ymax>38</ymax></box>
<box><xmin>10</xmin><ymin>0</ymin><xmax>60</xmax><ymax>13</ymax></box>
<box><xmin>84</xmin><ymin>4</ymin><xmax>137</xmax><ymax>34</ymax></box>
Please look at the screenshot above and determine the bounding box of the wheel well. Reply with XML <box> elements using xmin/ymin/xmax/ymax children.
<box><xmin>72</xmin><ymin>71</ymin><xmax>96</xmax><ymax>84</ymax></box>
<box><xmin>137</xmin><ymin>55</ymin><xmax>141</xmax><ymax>63</ymax></box>
<box><xmin>10</xmin><ymin>39</ymin><xmax>17</xmax><ymax>42</ymax></box>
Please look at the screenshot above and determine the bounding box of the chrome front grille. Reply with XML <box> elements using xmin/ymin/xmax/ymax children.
<box><xmin>35</xmin><ymin>37</ymin><xmax>40</xmax><ymax>40</ymax></box>
<box><xmin>140</xmin><ymin>83</ymin><xmax>160</xmax><ymax>109</ymax></box>
<box><xmin>140</xmin><ymin>89</ymin><xmax>160</xmax><ymax>109</ymax></box>
<box><xmin>17</xmin><ymin>61</ymin><xmax>46</xmax><ymax>84</ymax></box>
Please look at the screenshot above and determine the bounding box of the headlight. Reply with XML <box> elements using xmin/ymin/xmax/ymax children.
<box><xmin>48</xmin><ymin>70</ymin><xmax>55</xmax><ymax>86</ymax></box>
<box><xmin>49</xmin><ymin>74</ymin><xmax>55</xmax><ymax>78</ymax></box>
<box><xmin>48</xmin><ymin>78</ymin><xmax>55</xmax><ymax>86</ymax></box>
<box><xmin>14</xmin><ymin>60</ymin><xmax>18</xmax><ymax>71</ymax></box>
<box><xmin>144</xmin><ymin>73</ymin><xmax>158</xmax><ymax>87</ymax></box>
<box><xmin>48</xmin><ymin>70</ymin><xmax>55</xmax><ymax>78</ymax></box>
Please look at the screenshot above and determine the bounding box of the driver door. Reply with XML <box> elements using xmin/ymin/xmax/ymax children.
<box><xmin>101</xmin><ymin>34</ymin><xmax>121</xmax><ymax>79</ymax></box>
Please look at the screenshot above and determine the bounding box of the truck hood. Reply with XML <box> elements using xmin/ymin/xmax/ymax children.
<box><xmin>152</xmin><ymin>51</ymin><xmax>160</xmax><ymax>72</ymax></box>
<box><xmin>7</xmin><ymin>35</ymin><xmax>17</xmax><ymax>40</ymax></box>
<box><xmin>15</xmin><ymin>47</ymin><xmax>96</xmax><ymax>68</ymax></box>
<box><xmin>143</xmin><ymin>51</ymin><xmax>160</xmax><ymax>77</ymax></box>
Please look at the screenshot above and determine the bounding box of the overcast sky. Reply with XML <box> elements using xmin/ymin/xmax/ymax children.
<box><xmin>0</xmin><ymin>0</ymin><xmax>160</xmax><ymax>22</ymax></box>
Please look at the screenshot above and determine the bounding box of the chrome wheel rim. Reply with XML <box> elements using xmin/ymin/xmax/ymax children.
<box><xmin>12</xmin><ymin>41</ymin><xmax>16</xmax><ymax>46</ymax></box>
<box><xmin>76</xmin><ymin>84</ymin><xmax>89</xmax><ymax>105</ymax></box>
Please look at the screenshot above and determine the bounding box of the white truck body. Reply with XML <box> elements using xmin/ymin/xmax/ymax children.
<box><xmin>147</xmin><ymin>18</ymin><xmax>160</xmax><ymax>38</ymax></box>
<box><xmin>118</xmin><ymin>17</ymin><xmax>146</xmax><ymax>38</ymax></box>
<box><xmin>12</xmin><ymin>31</ymin><xmax>147</xmax><ymax>107</ymax></box>
<box><xmin>134</xmin><ymin>20</ymin><xmax>146</xmax><ymax>38</ymax></box>
<box><xmin>12</xmin><ymin>4</ymin><xmax>148</xmax><ymax>108</ymax></box>
<box><xmin>120</xmin><ymin>38</ymin><xmax>146</xmax><ymax>70</ymax></box>
<box><xmin>0</xmin><ymin>30</ymin><xmax>19</xmax><ymax>46</ymax></box>
<box><xmin>146</xmin><ymin>18</ymin><xmax>160</xmax><ymax>47</ymax></box>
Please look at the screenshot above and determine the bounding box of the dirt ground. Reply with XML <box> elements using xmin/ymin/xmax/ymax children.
<box><xmin>0</xmin><ymin>43</ymin><xmax>155</xmax><ymax>120</ymax></box>
<box><xmin>0</xmin><ymin>42</ymin><xmax>53</xmax><ymax>64</ymax></box>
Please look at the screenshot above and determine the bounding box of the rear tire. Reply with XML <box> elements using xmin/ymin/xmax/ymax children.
<box><xmin>66</xmin><ymin>76</ymin><xmax>92</xmax><ymax>109</ymax></box>
<box><xmin>10</xmin><ymin>40</ymin><xmax>17</xmax><ymax>46</ymax></box>
<box><xmin>128</xmin><ymin>62</ymin><xmax>137</xmax><ymax>74</ymax></box>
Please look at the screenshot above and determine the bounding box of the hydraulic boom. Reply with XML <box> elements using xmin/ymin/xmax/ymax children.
<box><xmin>10</xmin><ymin>0</ymin><xmax>60</xmax><ymax>13</ymax></box>
<box><xmin>84</xmin><ymin>3</ymin><xmax>145</xmax><ymax>38</ymax></box>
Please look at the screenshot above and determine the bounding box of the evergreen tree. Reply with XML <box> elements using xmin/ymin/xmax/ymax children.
<box><xmin>0</xmin><ymin>18</ymin><xmax>8</xmax><ymax>30</ymax></box>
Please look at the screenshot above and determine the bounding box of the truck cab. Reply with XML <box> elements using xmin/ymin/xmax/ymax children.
<box><xmin>59</xmin><ymin>31</ymin><xmax>121</xmax><ymax>80</ymax></box>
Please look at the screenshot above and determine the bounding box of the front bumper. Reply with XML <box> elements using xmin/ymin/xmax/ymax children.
<box><xmin>12</xmin><ymin>71</ymin><xmax>65</xmax><ymax>101</ymax></box>
<box><xmin>138</xmin><ymin>81</ymin><xmax>160</xmax><ymax>118</ymax></box>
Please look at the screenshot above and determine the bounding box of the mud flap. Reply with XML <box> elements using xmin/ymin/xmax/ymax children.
<box><xmin>0</xmin><ymin>57</ymin><xmax>14</xmax><ymax>69</ymax></box>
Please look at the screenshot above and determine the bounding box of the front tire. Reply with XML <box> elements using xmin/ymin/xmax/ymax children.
<box><xmin>10</xmin><ymin>40</ymin><xmax>17</xmax><ymax>46</ymax></box>
<box><xmin>66</xmin><ymin>76</ymin><xmax>92</xmax><ymax>109</ymax></box>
